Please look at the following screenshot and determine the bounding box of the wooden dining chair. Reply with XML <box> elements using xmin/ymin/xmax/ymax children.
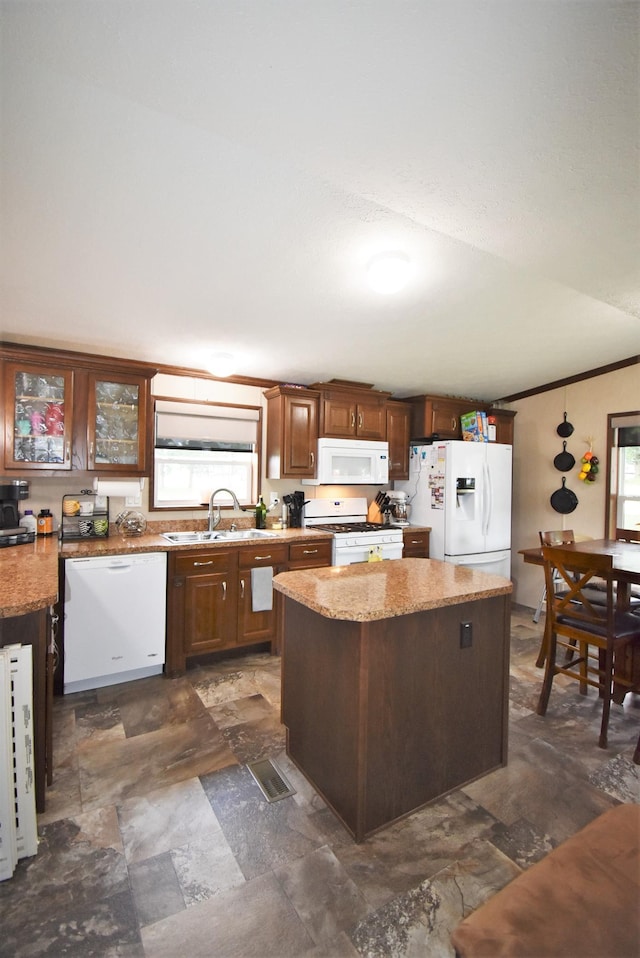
<box><xmin>532</xmin><ymin>530</ymin><xmax>575</xmax><ymax>629</ymax></box>
<box><xmin>616</xmin><ymin>528</ymin><xmax>640</xmax><ymax>542</ymax></box>
<box><xmin>537</xmin><ymin>546</ymin><xmax>640</xmax><ymax>750</ymax></box>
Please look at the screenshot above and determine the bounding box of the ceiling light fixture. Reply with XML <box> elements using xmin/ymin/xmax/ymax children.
<box><xmin>208</xmin><ymin>352</ymin><xmax>236</xmax><ymax>378</ymax></box>
<box><xmin>366</xmin><ymin>251</ymin><xmax>411</xmax><ymax>294</ymax></box>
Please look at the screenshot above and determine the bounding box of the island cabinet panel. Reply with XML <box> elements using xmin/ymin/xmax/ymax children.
<box><xmin>281</xmin><ymin>593</ymin><xmax>510</xmax><ymax>842</ymax></box>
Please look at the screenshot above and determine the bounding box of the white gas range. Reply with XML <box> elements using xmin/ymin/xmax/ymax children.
<box><xmin>303</xmin><ymin>497</ymin><xmax>404</xmax><ymax>566</ymax></box>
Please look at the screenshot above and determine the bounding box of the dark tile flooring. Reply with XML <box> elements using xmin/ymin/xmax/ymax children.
<box><xmin>1</xmin><ymin>606</ymin><xmax>638</xmax><ymax>957</ymax></box>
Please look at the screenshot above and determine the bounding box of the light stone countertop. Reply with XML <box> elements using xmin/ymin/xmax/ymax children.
<box><xmin>273</xmin><ymin>557</ymin><xmax>512</xmax><ymax>622</ymax></box>
<box><xmin>0</xmin><ymin>525</ymin><xmax>333</xmax><ymax>618</ymax></box>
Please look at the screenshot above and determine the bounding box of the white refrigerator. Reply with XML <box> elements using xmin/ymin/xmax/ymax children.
<box><xmin>396</xmin><ymin>441</ymin><xmax>513</xmax><ymax>578</ymax></box>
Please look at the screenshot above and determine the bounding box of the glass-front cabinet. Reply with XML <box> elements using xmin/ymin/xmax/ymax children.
<box><xmin>4</xmin><ymin>363</ymin><xmax>74</xmax><ymax>470</ymax></box>
<box><xmin>87</xmin><ymin>372</ymin><xmax>148</xmax><ymax>472</ymax></box>
<box><xmin>3</xmin><ymin>359</ymin><xmax>150</xmax><ymax>474</ymax></box>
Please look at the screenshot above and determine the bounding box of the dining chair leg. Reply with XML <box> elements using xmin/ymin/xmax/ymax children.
<box><xmin>535</xmin><ymin>615</ymin><xmax>550</xmax><ymax>668</ymax></box>
<box><xmin>533</xmin><ymin>585</ymin><xmax>546</xmax><ymax>625</ymax></box>
<box><xmin>536</xmin><ymin>629</ymin><xmax>557</xmax><ymax>716</ymax></box>
<box><xmin>598</xmin><ymin>646</ymin><xmax>615</xmax><ymax>749</ymax></box>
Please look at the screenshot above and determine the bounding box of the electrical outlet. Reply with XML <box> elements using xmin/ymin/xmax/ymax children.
<box><xmin>125</xmin><ymin>493</ymin><xmax>141</xmax><ymax>507</ymax></box>
<box><xmin>269</xmin><ymin>492</ymin><xmax>279</xmax><ymax>507</ymax></box>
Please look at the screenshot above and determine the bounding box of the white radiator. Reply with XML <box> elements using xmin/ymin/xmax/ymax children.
<box><xmin>0</xmin><ymin>644</ymin><xmax>38</xmax><ymax>881</ymax></box>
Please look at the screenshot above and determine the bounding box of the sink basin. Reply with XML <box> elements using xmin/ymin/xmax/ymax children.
<box><xmin>161</xmin><ymin>529</ymin><xmax>277</xmax><ymax>544</ymax></box>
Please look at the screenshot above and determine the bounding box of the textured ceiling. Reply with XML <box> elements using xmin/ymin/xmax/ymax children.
<box><xmin>1</xmin><ymin>1</ymin><xmax>638</xmax><ymax>401</ymax></box>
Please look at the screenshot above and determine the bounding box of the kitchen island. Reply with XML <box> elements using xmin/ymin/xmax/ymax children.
<box><xmin>273</xmin><ymin>558</ymin><xmax>512</xmax><ymax>842</ymax></box>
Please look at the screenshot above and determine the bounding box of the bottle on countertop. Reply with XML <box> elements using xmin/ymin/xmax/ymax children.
<box><xmin>255</xmin><ymin>496</ymin><xmax>267</xmax><ymax>529</ymax></box>
<box><xmin>37</xmin><ymin>508</ymin><xmax>54</xmax><ymax>536</ymax></box>
<box><xmin>21</xmin><ymin>510</ymin><xmax>37</xmax><ymax>534</ymax></box>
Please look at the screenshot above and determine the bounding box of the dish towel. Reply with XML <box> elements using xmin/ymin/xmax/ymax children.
<box><xmin>251</xmin><ymin>566</ymin><xmax>273</xmax><ymax>612</ymax></box>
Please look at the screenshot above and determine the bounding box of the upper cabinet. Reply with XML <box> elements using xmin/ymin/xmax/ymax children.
<box><xmin>1</xmin><ymin>346</ymin><xmax>155</xmax><ymax>475</ymax></box>
<box><xmin>4</xmin><ymin>362</ymin><xmax>75</xmax><ymax>470</ymax></box>
<box><xmin>86</xmin><ymin>372</ymin><xmax>149</xmax><ymax>472</ymax></box>
<box><xmin>311</xmin><ymin>380</ymin><xmax>390</xmax><ymax>441</ymax></box>
<box><xmin>264</xmin><ymin>385</ymin><xmax>319</xmax><ymax>479</ymax></box>
<box><xmin>409</xmin><ymin>395</ymin><xmax>515</xmax><ymax>445</ymax></box>
<box><xmin>386</xmin><ymin>400</ymin><xmax>411</xmax><ymax>479</ymax></box>
<box><xmin>409</xmin><ymin>395</ymin><xmax>475</xmax><ymax>441</ymax></box>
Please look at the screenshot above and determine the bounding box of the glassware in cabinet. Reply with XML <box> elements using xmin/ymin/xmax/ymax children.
<box><xmin>4</xmin><ymin>363</ymin><xmax>73</xmax><ymax>470</ymax></box>
<box><xmin>86</xmin><ymin>373</ymin><xmax>148</xmax><ymax>472</ymax></box>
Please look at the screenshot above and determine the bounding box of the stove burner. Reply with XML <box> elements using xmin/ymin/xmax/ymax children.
<box><xmin>312</xmin><ymin>521</ymin><xmax>387</xmax><ymax>533</ymax></box>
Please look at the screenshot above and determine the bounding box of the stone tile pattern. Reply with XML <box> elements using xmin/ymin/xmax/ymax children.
<box><xmin>0</xmin><ymin>608</ymin><xmax>637</xmax><ymax>957</ymax></box>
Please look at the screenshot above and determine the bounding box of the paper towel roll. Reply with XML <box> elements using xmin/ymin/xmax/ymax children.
<box><xmin>93</xmin><ymin>479</ymin><xmax>145</xmax><ymax>497</ymax></box>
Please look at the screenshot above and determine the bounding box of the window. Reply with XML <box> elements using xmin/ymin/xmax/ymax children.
<box><xmin>152</xmin><ymin>399</ymin><xmax>261</xmax><ymax>510</ymax></box>
<box><xmin>605</xmin><ymin>411</ymin><xmax>640</xmax><ymax>539</ymax></box>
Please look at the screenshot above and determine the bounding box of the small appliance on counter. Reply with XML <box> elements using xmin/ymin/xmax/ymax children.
<box><xmin>386</xmin><ymin>490</ymin><xmax>410</xmax><ymax>526</ymax></box>
<box><xmin>0</xmin><ymin>479</ymin><xmax>35</xmax><ymax>547</ymax></box>
<box><xmin>61</xmin><ymin>490</ymin><xmax>110</xmax><ymax>540</ymax></box>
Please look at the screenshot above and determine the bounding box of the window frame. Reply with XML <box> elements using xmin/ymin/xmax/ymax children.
<box><xmin>149</xmin><ymin>395</ymin><xmax>263</xmax><ymax>513</ymax></box>
<box><xmin>604</xmin><ymin>410</ymin><xmax>640</xmax><ymax>539</ymax></box>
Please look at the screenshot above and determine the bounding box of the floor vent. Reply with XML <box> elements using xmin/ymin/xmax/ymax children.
<box><xmin>246</xmin><ymin>758</ymin><xmax>296</xmax><ymax>803</ymax></box>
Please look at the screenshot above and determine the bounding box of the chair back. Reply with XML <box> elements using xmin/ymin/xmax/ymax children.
<box><xmin>541</xmin><ymin>546</ymin><xmax>615</xmax><ymax>636</ymax></box>
<box><xmin>539</xmin><ymin>529</ymin><xmax>575</xmax><ymax>547</ymax></box>
<box><xmin>616</xmin><ymin>528</ymin><xmax>640</xmax><ymax>542</ymax></box>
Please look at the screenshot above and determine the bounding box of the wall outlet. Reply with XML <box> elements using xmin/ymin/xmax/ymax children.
<box><xmin>269</xmin><ymin>492</ymin><xmax>279</xmax><ymax>507</ymax></box>
<box><xmin>125</xmin><ymin>493</ymin><xmax>142</xmax><ymax>507</ymax></box>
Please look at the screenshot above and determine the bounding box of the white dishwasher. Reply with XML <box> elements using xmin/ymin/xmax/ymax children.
<box><xmin>64</xmin><ymin>552</ymin><xmax>167</xmax><ymax>693</ymax></box>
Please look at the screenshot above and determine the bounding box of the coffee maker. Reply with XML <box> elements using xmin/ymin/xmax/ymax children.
<box><xmin>0</xmin><ymin>479</ymin><xmax>32</xmax><ymax>544</ymax></box>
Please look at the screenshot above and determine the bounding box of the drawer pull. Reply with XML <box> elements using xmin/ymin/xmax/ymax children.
<box><xmin>303</xmin><ymin>549</ymin><xmax>318</xmax><ymax>555</ymax></box>
<box><xmin>254</xmin><ymin>555</ymin><xmax>271</xmax><ymax>561</ymax></box>
<box><xmin>193</xmin><ymin>560</ymin><xmax>214</xmax><ymax>567</ymax></box>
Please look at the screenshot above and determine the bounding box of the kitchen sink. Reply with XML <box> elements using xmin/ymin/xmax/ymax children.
<box><xmin>161</xmin><ymin>529</ymin><xmax>277</xmax><ymax>543</ymax></box>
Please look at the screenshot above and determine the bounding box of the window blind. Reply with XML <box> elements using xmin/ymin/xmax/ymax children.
<box><xmin>155</xmin><ymin>400</ymin><xmax>260</xmax><ymax>448</ymax></box>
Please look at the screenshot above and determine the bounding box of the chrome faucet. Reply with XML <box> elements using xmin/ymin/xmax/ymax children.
<box><xmin>208</xmin><ymin>488</ymin><xmax>245</xmax><ymax>531</ymax></box>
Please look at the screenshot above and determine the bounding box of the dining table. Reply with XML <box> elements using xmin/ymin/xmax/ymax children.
<box><xmin>519</xmin><ymin>538</ymin><xmax>640</xmax><ymax>611</ymax></box>
<box><xmin>519</xmin><ymin>538</ymin><xmax>640</xmax><ymax>700</ymax></box>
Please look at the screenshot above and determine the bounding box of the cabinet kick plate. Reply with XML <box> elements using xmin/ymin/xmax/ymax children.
<box><xmin>246</xmin><ymin>758</ymin><xmax>296</xmax><ymax>803</ymax></box>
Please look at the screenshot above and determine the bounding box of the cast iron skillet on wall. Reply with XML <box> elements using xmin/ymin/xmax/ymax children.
<box><xmin>550</xmin><ymin>477</ymin><xmax>579</xmax><ymax>514</ymax></box>
<box><xmin>557</xmin><ymin>413</ymin><xmax>574</xmax><ymax>438</ymax></box>
<box><xmin>553</xmin><ymin>441</ymin><xmax>575</xmax><ymax>472</ymax></box>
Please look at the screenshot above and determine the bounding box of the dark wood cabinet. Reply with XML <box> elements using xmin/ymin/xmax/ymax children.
<box><xmin>409</xmin><ymin>395</ymin><xmax>515</xmax><ymax>445</ymax></box>
<box><xmin>237</xmin><ymin>543</ymin><xmax>288</xmax><ymax>647</ymax></box>
<box><xmin>3</xmin><ymin>361</ymin><xmax>75</xmax><ymax>471</ymax></box>
<box><xmin>264</xmin><ymin>385</ymin><xmax>319</xmax><ymax>479</ymax></box>
<box><xmin>1</xmin><ymin>346</ymin><xmax>154</xmax><ymax>475</ymax></box>
<box><xmin>287</xmin><ymin>539</ymin><xmax>332</xmax><ymax>570</ymax></box>
<box><xmin>409</xmin><ymin>394</ymin><xmax>475</xmax><ymax>441</ymax></box>
<box><xmin>402</xmin><ymin>528</ymin><xmax>430</xmax><ymax>558</ymax></box>
<box><xmin>166</xmin><ymin>537</ymin><xmax>333</xmax><ymax>669</ymax></box>
<box><xmin>487</xmin><ymin>408</ymin><xmax>516</xmax><ymax>446</ymax></box>
<box><xmin>311</xmin><ymin>381</ymin><xmax>390</xmax><ymax>441</ymax></box>
<box><xmin>167</xmin><ymin>550</ymin><xmax>238</xmax><ymax>672</ymax></box>
<box><xmin>386</xmin><ymin>400</ymin><xmax>411</xmax><ymax>479</ymax></box>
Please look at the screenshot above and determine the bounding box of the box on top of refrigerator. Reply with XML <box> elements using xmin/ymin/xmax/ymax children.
<box><xmin>460</xmin><ymin>411</ymin><xmax>488</xmax><ymax>442</ymax></box>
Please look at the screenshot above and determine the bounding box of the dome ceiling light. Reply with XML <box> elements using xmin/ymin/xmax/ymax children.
<box><xmin>207</xmin><ymin>352</ymin><xmax>236</xmax><ymax>378</ymax></box>
<box><xmin>366</xmin><ymin>252</ymin><xmax>411</xmax><ymax>294</ymax></box>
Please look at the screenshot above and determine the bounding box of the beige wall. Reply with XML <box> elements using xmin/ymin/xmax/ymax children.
<box><xmin>508</xmin><ymin>362</ymin><xmax>639</xmax><ymax>609</ymax></box>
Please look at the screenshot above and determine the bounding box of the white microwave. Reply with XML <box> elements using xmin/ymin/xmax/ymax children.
<box><xmin>302</xmin><ymin>438</ymin><xmax>389</xmax><ymax>486</ymax></box>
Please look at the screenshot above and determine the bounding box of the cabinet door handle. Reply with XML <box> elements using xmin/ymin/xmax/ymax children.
<box><xmin>351</xmin><ymin>412</ymin><xmax>356</xmax><ymax>428</ymax></box>
<box><xmin>240</xmin><ymin>578</ymin><xmax>245</xmax><ymax>598</ymax></box>
<box><xmin>452</xmin><ymin>417</ymin><xmax>457</xmax><ymax>430</ymax></box>
<box><xmin>64</xmin><ymin>440</ymin><xmax>71</xmax><ymax>463</ymax></box>
<box><xmin>358</xmin><ymin>413</ymin><xmax>363</xmax><ymax>428</ymax></box>
<box><xmin>89</xmin><ymin>441</ymin><xmax>94</xmax><ymax>458</ymax></box>
<box><xmin>222</xmin><ymin>580</ymin><xmax>227</xmax><ymax>599</ymax></box>
<box><xmin>310</xmin><ymin>451</ymin><xmax>315</xmax><ymax>466</ymax></box>
<box><xmin>193</xmin><ymin>560</ymin><xmax>214</xmax><ymax>567</ymax></box>
<box><xmin>303</xmin><ymin>548</ymin><xmax>318</xmax><ymax>555</ymax></box>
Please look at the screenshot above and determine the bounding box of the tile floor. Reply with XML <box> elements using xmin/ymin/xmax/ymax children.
<box><xmin>1</xmin><ymin>606</ymin><xmax>638</xmax><ymax>957</ymax></box>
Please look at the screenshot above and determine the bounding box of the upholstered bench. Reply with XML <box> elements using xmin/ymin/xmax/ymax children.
<box><xmin>451</xmin><ymin>803</ymin><xmax>640</xmax><ymax>958</ymax></box>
